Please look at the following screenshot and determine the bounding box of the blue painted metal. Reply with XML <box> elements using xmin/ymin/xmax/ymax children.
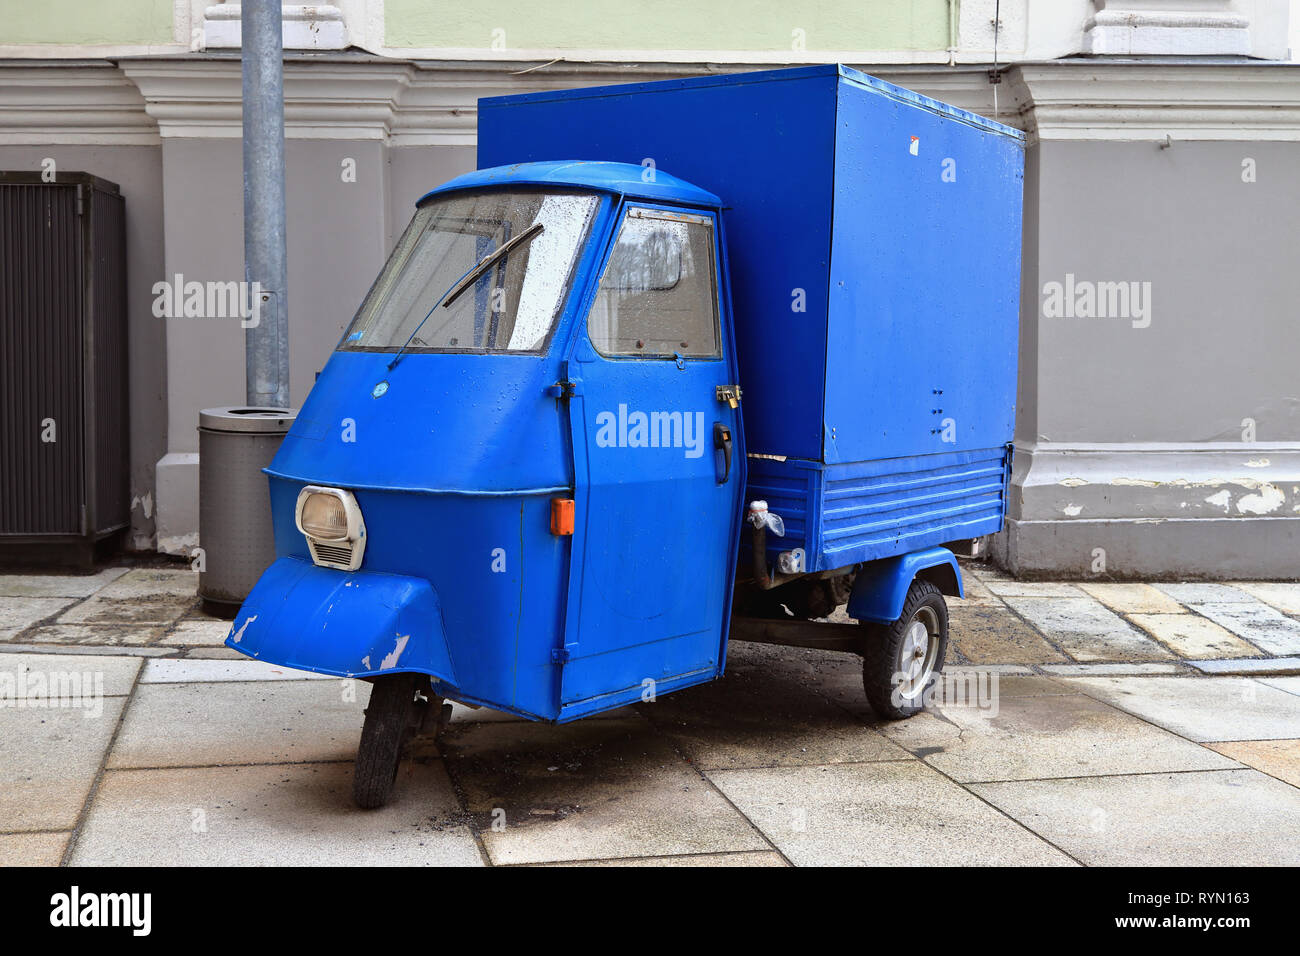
<box><xmin>478</xmin><ymin>63</ymin><xmax>1025</xmax><ymax>576</ymax></box>
<box><xmin>846</xmin><ymin>546</ymin><xmax>964</xmax><ymax>624</ymax></box>
<box><xmin>418</xmin><ymin>159</ymin><xmax>721</xmax><ymax>209</ymax></box>
<box><xmin>555</xmin><ymin>199</ymin><xmax>746</xmax><ymax>715</ymax></box>
<box><xmin>228</xmin><ymin>556</ymin><xmax>457</xmax><ymax>682</ymax></box>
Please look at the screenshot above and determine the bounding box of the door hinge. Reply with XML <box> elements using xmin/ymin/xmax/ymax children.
<box><xmin>550</xmin><ymin>643</ymin><xmax>578</xmax><ymax>664</ymax></box>
<box><xmin>547</xmin><ymin>378</ymin><xmax>581</xmax><ymax>398</ymax></box>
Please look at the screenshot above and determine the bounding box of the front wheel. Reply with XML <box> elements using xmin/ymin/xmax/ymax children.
<box><xmin>353</xmin><ymin>673</ymin><xmax>430</xmax><ymax>809</ymax></box>
<box><xmin>861</xmin><ymin>579</ymin><xmax>948</xmax><ymax>720</ymax></box>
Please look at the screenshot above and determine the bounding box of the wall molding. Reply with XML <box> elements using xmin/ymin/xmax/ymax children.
<box><xmin>2</xmin><ymin>56</ymin><xmax>1300</xmax><ymax>147</ymax></box>
<box><xmin>119</xmin><ymin>56</ymin><xmax>411</xmax><ymax>140</ymax></box>
<box><xmin>1012</xmin><ymin>60</ymin><xmax>1300</xmax><ymax>143</ymax></box>
<box><xmin>0</xmin><ymin>62</ymin><xmax>160</xmax><ymax>145</ymax></box>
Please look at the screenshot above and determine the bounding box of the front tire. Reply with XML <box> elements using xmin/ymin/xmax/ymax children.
<box><xmin>353</xmin><ymin>673</ymin><xmax>423</xmax><ymax>809</ymax></box>
<box><xmin>861</xmin><ymin>580</ymin><xmax>948</xmax><ymax>720</ymax></box>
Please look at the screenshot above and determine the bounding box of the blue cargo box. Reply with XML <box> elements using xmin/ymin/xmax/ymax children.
<box><xmin>478</xmin><ymin>64</ymin><xmax>1025</xmax><ymax>572</ymax></box>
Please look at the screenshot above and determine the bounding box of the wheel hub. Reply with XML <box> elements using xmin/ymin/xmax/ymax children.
<box><xmin>895</xmin><ymin>606</ymin><xmax>939</xmax><ymax>701</ymax></box>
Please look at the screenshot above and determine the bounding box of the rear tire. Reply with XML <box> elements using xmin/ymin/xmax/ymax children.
<box><xmin>353</xmin><ymin>673</ymin><xmax>421</xmax><ymax>809</ymax></box>
<box><xmin>861</xmin><ymin>580</ymin><xmax>948</xmax><ymax>720</ymax></box>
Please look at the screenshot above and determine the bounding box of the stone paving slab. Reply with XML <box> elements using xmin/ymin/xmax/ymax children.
<box><xmin>982</xmin><ymin>580</ymin><xmax>1087</xmax><ymax>599</ymax></box>
<box><xmin>0</xmin><ymin>652</ymin><xmax>142</xmax><ymax>697</ymax></box>
<box><xmin>707</xmin><ymin>762</ymin><xmax>1076</xmax><ymax>866</ymax></box>
<box><xmin>1233</xmin><ymin>582</ymin><xmax>1300</xmax><ymax>615</ymax></box>
<box><xmin>1002</xmin><ymin>597</ymin><xmax>1172</xmax><ymax>662</ymax></box>
<box><xmin>164</xmin><ymin>619</ymin><xmax>234</xmax><ymax>646</ymax></box>
<box><xmin>180</xmin><ymin>647</ymin><xmax>250</xmax><ymax>660</ymax></box>
<box><xmin>637</xmin><ymin>658</ymin><xmax>908</xmax><ymax>770</ymax></box>
<box><xmin>1128</xmin><ymin>612</ymin><xmax>1262</xmax><ymax>659</ymax></box>
<box><xmin>0</xmin><ymin>697</ymin><xmax>126</xmax><ymax>832</ymax></box>
<box><xmin>0</xmin><ymin>643</ymin><xmax>171</xmax><ymax>658</ymax></box>
<box><xmin>549</xmin><ymin>850</ymin><xmax>787</xmax><ymax>866</ymax></box>
<box><xmin>1259</xmin><ymin>675</ymin><xmax>1300</xmax><ymax>697</ymax></box>
<box><xmin>971</xmin><ymin>769</ymin><xmax>1300</xmax><ymax>866</ymax></box>
<box><xmin>1155</xmin><ymin>583</ymin><xmax>1258</xmax><ymax>604</ymax></box>
<box><xmin>23</xmin><ymin>623</ymin><xmax>169</xmax><ymax>647</ymax></box>
<box><xmin>0</xmin><ymin>567</ymin><xmax>129</xmax><ymax>598</ymax></box>
<box><xmin>1077</xmin><ymin>582</ymin><xmax>1186</xmax><ymax>615</ymax></box>
<box><xmin>108</xmin><ymin>679</ymin><xmax>368</xmax><ymax>768</ymax></box>
<box><xmin>0</xmin><ymin>597</ymin><xmax>77</xmax><ymax>640</ymax></box>
<box><xmin>1207</xmin><ymin>739</ymin><xmax>1300</xmax><ymax>787</ymax></box>
<box><xmin>1187</xmin><ymin>656</ymin><xmax>1300</xmax><ymax>676</ymax></box>
<box><xmin>56</xmin><ymin>569</ymin><xmax>197</xmax><ymax>626</ymax></box>
<box><xmin>441</xmin><ymin>717</ymin><xmax>771</xmax><ymax>865</ymax></box>
<box><xmin>58</xmin><ymin>596</ymin><xmax>191</xmax><ymax>626</ymax></box>
<box><xmin>0</xmin><ymin>832</ymin><xmax>69</xmax><ymax>866</ymax></box>
<box><xmin>1039</xmin><ymin>662</ymin><xmax>1182</xmax><ymax>677</ymax></box>
<box><xmin>879</xmin><ymin>693</ymin><xmax>1239</xmax><ymax>783</ymax></box>
<box><xmin>948</xmin><ymin>573</ymin><xmax>1001</xmax><ymax>607</ymax></box>
<box><xmin>947</xmin><ymin>605</ymin><xmax>1069</xmax><ymax>665</ymax></box>
<box><xmin>1062</xmin><ymin>675</ymin><xmax>1300</xmax><ymax>742</ymax></box>
<box><xmin>945</xmin><ymin>674</ymin><xmax>1071</xmax><ymax>697</ymax></box>
<box><xmin>69</xmin><ymin>761</ymin><xmax>482</xmax><ymax>866</ymax></box>
<box><xmin>1189</xmin><ymin>602</ymin><xmax>1300</xmax><ymax>656</ymax></box>
<box><xmin>139</xmin><ymin>658</ymin><xmax>331</xmax><ymax>683</ymax></box>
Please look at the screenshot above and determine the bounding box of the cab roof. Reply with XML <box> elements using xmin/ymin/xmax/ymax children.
<box><xmin>417</xmin><ymin>160</ymin><xmax>722</xmax><ymax>209</ymax></box>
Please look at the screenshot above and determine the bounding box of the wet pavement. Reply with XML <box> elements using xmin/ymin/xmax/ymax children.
<box><xmin>1</xmin><ymin>561</ymin><xmax>1298</xmax><ymax>866</ymax></box>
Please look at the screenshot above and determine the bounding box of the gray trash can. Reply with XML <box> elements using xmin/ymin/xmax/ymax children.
<box><xmin>198</xmin><ymin>406</ymin><xmax>297</xmax><ymax>611</ymax></box>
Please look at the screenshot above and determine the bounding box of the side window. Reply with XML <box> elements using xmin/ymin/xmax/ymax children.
<box><xmin>588</xmin><ymin>207</ymin><xmax>720</xmax><ymax>358</ymax></box>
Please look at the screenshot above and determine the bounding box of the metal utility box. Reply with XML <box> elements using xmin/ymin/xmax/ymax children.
<box><xmin>478</xmin><ymin>65</ymin><xmax>1026</xmax><ymax>572</ymax></box>
<box><xmin>0</xmin><ymin>172</ymin><xmax>128</xmax><ymax>567</ymax></box>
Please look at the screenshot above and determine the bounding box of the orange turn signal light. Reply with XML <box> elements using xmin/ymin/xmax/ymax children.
<box><xmin>550</xmin><ymin>498</ymin><xmax>575</xmax><ymax>536</ymax></box>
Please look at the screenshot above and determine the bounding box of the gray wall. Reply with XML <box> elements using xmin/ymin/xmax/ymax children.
<box><xmin>995</xmin><ymin>138</ymin><xmax>1300</xmax><ymax>578</ymax></box>
<box><xmin>1033</xmin><ymin>140</ymin><xmax>1299</xmax><ymax>444</ymax></box>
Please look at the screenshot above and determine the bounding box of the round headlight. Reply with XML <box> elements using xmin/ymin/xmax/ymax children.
<box><xmin>300</xmin><ymin>492</ymin><xmax>348</xmax><ymax>539</ymax></box>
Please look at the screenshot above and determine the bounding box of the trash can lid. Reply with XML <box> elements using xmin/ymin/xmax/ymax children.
<box><xmin>198</xmin><ymin>406</ymin><xmax>299</xmax><ymax>433</ymax></box>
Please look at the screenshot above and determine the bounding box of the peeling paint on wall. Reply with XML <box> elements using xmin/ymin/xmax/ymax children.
<box><xmin>1236</xmin><ymin>483</ymin><xmax>1284</xmax><ymax>515</ymax></box>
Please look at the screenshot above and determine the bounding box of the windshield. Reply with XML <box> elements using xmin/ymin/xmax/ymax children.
<box><xmin>341</xmin><ymin>189</ymin><xmax>600</xmax><ymax>354</ymax></box>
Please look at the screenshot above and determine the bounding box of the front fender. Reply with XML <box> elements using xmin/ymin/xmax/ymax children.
<box><xmin>847</xmin><ymin>546</ymin><xmax>964</xmax><ymax>624</ymax></box>
<box><xmin>226</xmin><ymin>556</ymin><xmax>457</xmax><ymax>684</ymax></box>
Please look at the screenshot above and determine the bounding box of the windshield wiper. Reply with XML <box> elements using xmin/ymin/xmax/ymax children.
<box><xmin>387</xmin><ymin>221</ymin><xmax>545</xmax><ymax>371</ymax></box>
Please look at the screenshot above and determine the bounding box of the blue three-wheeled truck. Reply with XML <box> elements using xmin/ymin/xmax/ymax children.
<box><xmin>228</xmin><ymin>65</ymin><xmax>1025</xmax><ymax>807</ymax></box>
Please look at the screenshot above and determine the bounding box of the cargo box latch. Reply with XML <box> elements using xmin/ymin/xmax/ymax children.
<box><xmin>715</xmin><ymin>384</ymin><xmax>742</xmax><ymax>409</ymax></box>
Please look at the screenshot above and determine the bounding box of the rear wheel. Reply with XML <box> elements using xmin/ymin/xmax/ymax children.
<box><xmin>353</xmin><ymin>673</ymin><xmax>435</xmax><ymax>809</ymax></box>
<box><xmin>861</xmin><ymin>580</ymin><xmax>948</xmax><ymax>720</ymax></box>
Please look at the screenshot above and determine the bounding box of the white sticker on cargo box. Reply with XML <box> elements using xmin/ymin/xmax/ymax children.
<box><xmin>909</xmin><ymin>136</ymin><xmax>919</xmax><ymax>156</ymax></box>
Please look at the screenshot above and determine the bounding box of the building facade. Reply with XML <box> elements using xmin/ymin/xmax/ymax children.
<box><xmin>1</xmin><ymin>0</ymin><xmax>1297</xmax><ymax>577</ymax></box>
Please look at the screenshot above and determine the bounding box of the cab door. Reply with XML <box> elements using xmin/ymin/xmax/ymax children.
<box><xmin>558</xmin><ymin>202</ymin><xmax>745</xmax><ymax>716</ymax></box>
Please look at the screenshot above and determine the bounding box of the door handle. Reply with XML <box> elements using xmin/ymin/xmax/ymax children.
<box><xmin>713</xmin><ymin>423</ymin><xmax>733</xmax><ymax>484</ymax></box>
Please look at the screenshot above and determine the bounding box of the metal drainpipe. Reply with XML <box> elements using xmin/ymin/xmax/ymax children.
<box><xmin>947</xmin><ymin>0</ymin><xmax>958</xmax><ymax>66</ymax></box>
<box><xmin>241</xmin><ymin>0</ymin><xmax>290</xmax><ymax>409</ymax></box>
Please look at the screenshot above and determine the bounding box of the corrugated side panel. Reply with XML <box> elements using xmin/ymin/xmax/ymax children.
<box><xmin>742</xmin><ymin>456</ymin><xmax>819</xmax><ymax>562</ymax></box>
<box><xmin>91</xmin><ymin>188</ymin><xmax>129</xmax><ymax>534</ymax></box>
<box><xmin>0</xmin><ymin>183</ymin><xmax>84</xmax><ymax>535</ymax></box>
<box><xmin>818</xmin><ymin>446</ymin><xmax>1009</xmax><ymax>570</ymax></box>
